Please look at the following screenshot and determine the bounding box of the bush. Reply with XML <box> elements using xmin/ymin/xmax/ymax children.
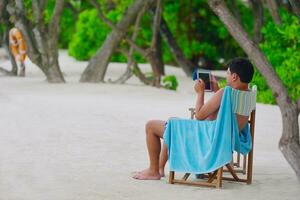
<box><xmin>218</xmin><ymin>78</ymin><xmax>227</xmax><ymax>88</ymax></box>
<box><xmin>253</xmin><ymin>9</ymin><xmax>300</xmax><ymax>104</ymax></box>
<box><xmin>68</xmin><ymin>5</ymin><xmax>129</xmax><ymax>61</ymax></box>
<box><xmin>69</xmin><ymin>9</ymin><xmax>112</xmax><ymax>60</ymax></box>
<box><xmin>162</xmin><ymin>75</ymin><xmax>178</xmax><ymax>91</ymax></box>
<box><xmin>67</xmin><ymin>0</ymin><xmax>254</xmax><ymax>67</ymax></box>
<box><xmin>0</xmin><ymin>25</ymin><xmax>4</xmax><ymax>46</ymax></box>
<box><xmin>163</xmin><ymin>0</ymin><xmax>253</xmax><ymax>68</ymax></box>
<box><xmin>59</xmin><ymin>8</ymin><xmax>77</xmax><ymax>48</ymax></box>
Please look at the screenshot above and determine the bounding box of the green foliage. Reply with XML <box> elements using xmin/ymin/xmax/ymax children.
<box><xmin>67</xmin><ymin>0</ymin><xmax>254</xmax><ymax>66</ymax></box>
<box><xmin>68</xmin><ymin>1</ymin><xmax>132</xmax><ymax>61</ymax></box>
<box><xmin>162</xmin><ymin>0</ymin><xmax>252</xmax><ymax>68</ymax></box>
<box><xmin>253</xmin><ymin>9</ymin><xmax>300</xmax><ymax>104</ymax></box>
<box><xmin>0</xmin><ymin>25</ymin><xmax>4</xmax><ymax>42</ymax></box>
<box><xmin>218</xmin><ymin>78</ymin><xmax>227</xmax><ymax>88</ymax></box>
<box><xmin>68</xmin><ymin>8</ymin><xmax>127</xmax><ymax>61</ymax></box>
<box><xmin>59</xmin><ymin>8</ymin><xmax>76</xmax><ymax>48</ymax></box>
<box><xmin>44</xmin><ymin>0</ymin><xmax>55</xmax><ymax>24</ymax></box>
<box><xmin>144</xmin><ymin>72</ymin><xmax>154</xmax><ymax>81</ymax></box>
<box><xmin>162</xmin><ymin>75</ymin><xmax>178</xmax><ymax>91</ymax></box>
<box><xmin>68</xmin><ymin>9</ymin><xmax>102</xmax><ymax>60</ymax></box>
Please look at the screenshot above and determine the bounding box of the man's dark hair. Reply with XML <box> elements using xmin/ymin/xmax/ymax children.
<box><xmin>226</xmin><ymin>57</ymin><xmax>254</xmax><ymax>83</ymax></box>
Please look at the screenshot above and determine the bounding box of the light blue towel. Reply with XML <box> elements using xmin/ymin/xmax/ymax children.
<box><xmin>163</xmin><ymin>86</ymin><xmax>252</xmax><ymax>174</ymax></box>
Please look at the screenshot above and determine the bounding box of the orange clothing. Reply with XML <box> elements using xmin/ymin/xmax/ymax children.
<box><xmin>9</xmin><ymin>28</ymin><xmax>27</xmax><ymax>62</ymax></box>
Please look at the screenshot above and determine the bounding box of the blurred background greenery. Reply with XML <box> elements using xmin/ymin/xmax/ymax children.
<box><xmin>0</xmin><ymin>0</ymin><xmax>299</xmax><ymax>104</ymax></box>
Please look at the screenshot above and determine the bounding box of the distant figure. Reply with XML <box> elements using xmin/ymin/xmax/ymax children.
<box><xmin>9</xmin><ymin>27</ymin><xmax>27</xmax><ymax>76</ymax></box>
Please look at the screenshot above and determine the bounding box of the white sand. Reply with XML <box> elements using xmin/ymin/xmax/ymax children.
<box><xmin>0</xmin><ymin>50</ymin><xmax>299</xmax><ymax>200</ymax></box>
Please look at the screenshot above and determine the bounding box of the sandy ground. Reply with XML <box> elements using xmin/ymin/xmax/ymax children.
<box><xmin>0</xmin><ymin>50</ymin><xmax>299</xmax><ymax>200</ymax></box>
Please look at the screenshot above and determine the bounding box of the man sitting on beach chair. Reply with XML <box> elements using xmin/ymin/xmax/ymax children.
<box><xmin>133</xmin><ymin>57</ymin><xmax>255</xmax><ymax>180</ymax></box>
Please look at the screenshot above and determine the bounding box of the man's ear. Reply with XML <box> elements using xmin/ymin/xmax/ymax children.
<box><xmin>232</xmin><ymin>73</ymin><xmax>238</xmax><ymax>81</ymax></box>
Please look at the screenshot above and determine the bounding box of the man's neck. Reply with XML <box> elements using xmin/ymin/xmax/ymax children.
<box><xmin>232</xmin><ymin>83</ymin><xmax>249</xmax><ymax>91</ymax></box>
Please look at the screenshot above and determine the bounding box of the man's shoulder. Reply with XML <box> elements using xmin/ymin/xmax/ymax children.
<box><xmin>216</xmin><ymin>88</ymin><xmax>225</xmax><ymax>95</ymax></box>
<box><xmin>211</xmin><ymin>88</ymin><xmax>225</xmax><ymax>100</ymax></box>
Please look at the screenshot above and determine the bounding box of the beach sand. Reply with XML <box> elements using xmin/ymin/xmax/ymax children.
<box><xmin>0</xmin><ymin>50</ymin><xmax>299</xmax><ymax>200</ymax></box>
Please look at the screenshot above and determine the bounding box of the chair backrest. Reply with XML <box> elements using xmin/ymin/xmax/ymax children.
<box><xmin>230</xmin><ymin>86</ymin><xmax>257</xmax><ymax>117</ymax></box>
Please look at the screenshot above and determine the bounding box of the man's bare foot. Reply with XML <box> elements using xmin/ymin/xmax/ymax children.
<box><xmin>132</xmin><ymin>169</ymin><xmax>161</xmax><ymax>180</ymax></box>
<box><xmin>159</xmin><ymin>168</ymin><xmax>165</xmax><ymax>177</ymax></box>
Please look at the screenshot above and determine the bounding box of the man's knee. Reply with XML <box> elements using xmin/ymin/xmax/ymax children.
<box><xmin>145</xmin><ymin>120</ymin><xmax>155</xmax><ymax>134</ymax></box>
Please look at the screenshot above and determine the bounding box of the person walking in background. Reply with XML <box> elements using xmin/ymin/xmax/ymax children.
<box><xmin>9</xmin><ymin>27</ymin><xmax>27</xmax><ymax>77</ymax></box>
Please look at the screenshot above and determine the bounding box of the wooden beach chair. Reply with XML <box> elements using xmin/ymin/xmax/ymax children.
<box><xmin>168</xmin><ymin>107</ymin><xmax>256</xmax><ymax>188</ymax></box>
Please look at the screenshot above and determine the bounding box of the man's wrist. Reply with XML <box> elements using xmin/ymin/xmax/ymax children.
<box><xmin>197</xmin><ymin>89</ymin><xmax>205</xmax><ymax>94</ymax></box>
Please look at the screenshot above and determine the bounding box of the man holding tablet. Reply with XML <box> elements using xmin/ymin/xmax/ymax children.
<box><xmin>133</xmin><ymin>58</ymin><xmax>254</xmax><ymax>180</ymax></box>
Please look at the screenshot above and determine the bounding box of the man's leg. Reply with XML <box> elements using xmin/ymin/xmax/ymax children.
<box><xmin>159</xmin><ymin>143</ymin><xmax>168</xmax><ymax>177</ymax></box>
<box><xmin>133</xmin><ymin>120</ymin><xmax>166</xmax><ymax>180</ymax></box>
<box><xmin>205</xmin><ymin>109</ymin><xmax>219</xmax><ymax>120</ymax></box>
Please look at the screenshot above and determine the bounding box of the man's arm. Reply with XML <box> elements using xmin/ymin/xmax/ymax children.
<box><xmin>211</xmin><ymin>75</ymin><xmax>220</xmax><ymax>93</ymax></box>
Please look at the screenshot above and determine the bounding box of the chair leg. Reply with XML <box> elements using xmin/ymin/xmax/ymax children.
<box><xmin>226</xmin><ymin>164</ymin><xmax>240</xmax><ymax>181</ymax></box>
<box><xmin>182</xmin><ymin>173</ymin><xmax>190</xmax><ymax>181</ymax></box>
<box><xmin>247</xmin><ymin>150</ymin><xmax>253</xmax><ymax>184</ymax></box>
<box><xmin>236</xmin><ymin>152</ymin><xmax>241</xmax><ymax>167</ymax></box>
<box><xmin>169</xmin><ymin>171</ymin><xmax>175</xmax><ymax>184</ymax></box>
<box><xmin>242</xmin><ymin>154</ymin><xmax>247</xmax><ymax>174</ymax></box>
<box><xmin>216</xmin><ymin>167</ymin><xmax>223</xmax><ymax>188</ymax></box>
<box><xmin>208</xmin><ymin>170</ymin><xmax>218</xmax><ymax>183</ymax></box>
<box><xmin>247</xmin><ymin>110</ymin><xmax>256</xmax><ymax>184</ymax></box>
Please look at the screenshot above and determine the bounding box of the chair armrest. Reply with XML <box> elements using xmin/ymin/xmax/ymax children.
<box><xmin>188</xmin><ymin>108</ymin><xmax>195</xmax><ymax>119</ymax></box>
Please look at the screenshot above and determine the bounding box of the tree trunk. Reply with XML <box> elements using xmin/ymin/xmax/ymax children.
<box><xmin>158</xmin><ymin>15</ymin><xmax>194</xmax><ymax>76</ymax></box>
<box><xmin>149</xmin><ymin>0</ymin><xmax>163</xmax><ymax>86</ymax></box>
<box><xmin>155</xmin><ymin>33</ymin><xmax>164</xmax><ymax>75</ymax></box>
<box><xmin>288</xmin><ymin>0</ymin><xmax>300</xmax><ymax>22</ymax></box>
<box><xmin>279</xmin><ymin>103</ymin><xmax>300</xmax><ymax>181</ymax></box>
<box><xmin>149</xmin><ymin>1</ymin><xmax>165</xmax><ymax>76</ymax></box>
<box><xmin>108</xmin><ymin>5</ymin><xmax>147</xmax><ymax>85</ymax></box>
<box><xmin>208</xmin><ymin>0</ymin><xmax>300</xmax><ymax>181</ymax></box>
<box><xmin>265</xmin><ymin>0</ymin><xmax>282</xmax><ymax>25</ymax></box>
<box><xmin>228</xmin><ymin>0</ymin><xmax>241</xmax><ymax>22</ymax></box>
<box><xmin>80</xmin><ymin>0</ymin><xmax>155</xmax><ymax>83</ymax></box>
<box><xmin>250</xmin><ymin>0</ymin><xmax>264</xmax><ymax>44</ymax></box>
<box><xmin>44</xmin><ymin>57</ymin><xmax>65</xmax><ymax>83</ymax></box>
<box><xmin>7</xmin><ymin>0</ymin><xmax>65</xmax><ymax>83</ymax></box>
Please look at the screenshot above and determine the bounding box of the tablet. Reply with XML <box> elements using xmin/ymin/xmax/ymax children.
<box><xmin>192</xmin><ymin>69</ymin><xmax>212</xmax><ymax>91</ymax></box>
<box><xmin>198</xmin><ymin>71</ymin><xmax>212</xmax><ymax>91</ymax></box>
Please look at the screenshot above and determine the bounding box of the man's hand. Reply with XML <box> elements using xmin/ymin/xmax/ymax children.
<box><xmin>194</xmin><ymin>79</ymin><xmax>205</xmax><ymax>93</ymax></box>
<box><xmin>211</xmin><ymin>75</ymin><xmax>220</xmax><ymax>93</ymax></box>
